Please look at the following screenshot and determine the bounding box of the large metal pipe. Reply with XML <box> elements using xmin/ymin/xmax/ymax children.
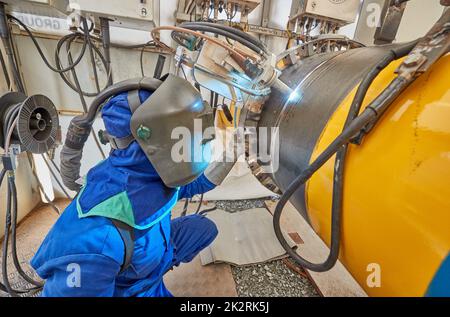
<box><xmin>255</xmin><ymin>45</ymin><xmax>450</xmax><ymax>296</ymax></box>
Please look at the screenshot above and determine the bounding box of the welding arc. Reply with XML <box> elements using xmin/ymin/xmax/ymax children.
<box><xmin>273</xmin><ymin>40</ymin><xmax>419</xmax><ymax>272</ymax></box>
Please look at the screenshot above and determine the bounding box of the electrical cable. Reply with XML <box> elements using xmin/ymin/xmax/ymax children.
<box><xmin>55</xmin><ymin>22</ymin><xmax>109</xmax><ymax>97</ymax></box>
<box><xmin>181</xmin><ymin>198</ymin><xmax>190</xmax><ymax>217</ymax></box>
<box><xmin>0</xmin><ymin>46</ymin><xmax>11</xmax><ymax>88</ymax></box>
<box><xmin>273</xmin><ymin>40</ymin><xmax>419</xmax><ymax>272</ymax></box>
<box><xmin>6</xmin><ymin>14</ymin><xmax>108</xmax><ymax>158</ymax></box>
<box><xmin>9</xmin><ymin>175</ymin><xmax>44</xmax><ymax>288</ymax></box>
<box><xmin>60</xmin><ymin>24</ymin><xmax>108</xmax><ymax>158</ymax></box>
<box><xmin>64</xmin><ymin>34</ymin><xmax>106</xmax><ymax>158</ymax></box>
<box><xmin>7</xmin><ymin>15</ymin><xmax>88</xmax><ymax>74</ymax></box>
<box><xmin>10</xmin><ymin>14</ymin><xmax>109</xmax><ymax>97</ymax></box>
<box><xmin>1</xmin><ymin>110</ymin><xmax>46</xmax><ymax>295</ymax></box>
<box><xmin>151</xmin><ymin>25</ymin><xmax>249</xmax><ymax>61</ymax></box>
<box><xmin>198</xmin><ymin>205</ymin><xmax>217</xmax><ymax>216</ymax></box>
<box><xmin>176</xmin><ymin>24</ymin><xmax>264</xmax><ymax>55</ymax></box>
<box><xmin>195</xmin><ymin>194</ymin><xmax>204</xmax><ymax>214</ymax></box>
<box><xmin>180</xmin><ymin>64</ymin><xmax>188</xmax><ymax>79</ymax></box>
<box><xmin>181</xmin><ymin>21</ymin><xmax>269</xmax><ymax>54</ymax></box>
<box><xmin>8</xmin><ymin>32</ymin><xmax>25</xmax><ymax>93</ymax></box>
<box><xmin>2</xmin><ymin>175</ymin><xmax>20</xmax><ymax>297</ymax></box>
<box><xmin>1</xmin><ymin>174</ymin><xmax>42</xmax><ymax>296</ymax></box>
<box><xmin>0</xmin><ymin>7</ymin><xmax>25</xmax><ymax>93</ymax></box>
<box><xmin>138</xmin><ymin>41</ymin><xmax>157</xmax><ymax>77</ymax></box>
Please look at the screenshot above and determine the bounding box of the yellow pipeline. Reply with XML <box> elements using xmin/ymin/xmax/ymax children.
<box><xmin>306</xmin><ymin>54</ymin><xmax>450</xmax><ymax>296</ymax></box>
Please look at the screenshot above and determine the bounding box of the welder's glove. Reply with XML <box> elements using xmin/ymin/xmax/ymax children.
<box><xmin>204</xmin><ymin>104</ymin><xmax>244</xmax><ymax>186</ymax></box>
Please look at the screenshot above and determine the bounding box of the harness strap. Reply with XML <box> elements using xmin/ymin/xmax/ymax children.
<box><xmin>111</xmin><ymin>219</ymin><xmax>135</xmax><ymax>273</ymax></box>
<box><xmin>99</xmin><ymin>130</ymin><xmax>135</xmax><ymax>150</ymax></box>
<box><xmin>127</xmin><ymin>89</ymin><xmax>141</xmax><ymax>113</ymax></box>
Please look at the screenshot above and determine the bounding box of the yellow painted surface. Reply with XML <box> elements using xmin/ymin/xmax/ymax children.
<box><xmin>306</xmin><ymin>54</ymin><xmax>450</xmax><ymax>296</ymax></box>
<box><xmin>217</xmin><ymin>101</ymin><xmax>241</xmax><ymax>128</ymax></box>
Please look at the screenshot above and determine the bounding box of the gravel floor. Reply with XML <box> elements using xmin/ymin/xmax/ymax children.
<box><xmin>212</xmin><ymin>198</ymin><xmax>320</xmax><ymax>297</ymax></box>
<box><xmin>231</xmin><ymin>259</ymin><xmax>320</xmax><ymax>297</ymax></box>
<box><xmin>214</xmin><ymin>198</ymin><xmax>273</xmax><ymax>213</ymax></box>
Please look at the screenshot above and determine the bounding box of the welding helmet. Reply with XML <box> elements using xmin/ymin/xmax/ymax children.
<box><xmin>99</xmin><ymin>75</ymin><xmax>215</xmax><ymax>188</ymax></box>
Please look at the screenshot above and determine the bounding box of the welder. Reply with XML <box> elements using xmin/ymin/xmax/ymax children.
<box><xmin>30</xmin><ymin>76</ymin><xmax>238</xmax><ymax>296</ymax></box>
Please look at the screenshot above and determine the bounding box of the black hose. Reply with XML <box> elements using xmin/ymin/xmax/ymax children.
<box><xmin>61</xmin><ymin>77</ymin><xmax>162</xmax><ymax>190</ymax></box>
<box><xmin>65</xmin><ymin>34</ymin><xmax>106</xmax><ymax>159</ymax></box>
<box><xmin>113</xmin><ymin>42</ymin><xmax>157</xmax><ymax>49</ymax></box>
<box><xmin>179</xmin><ymin>23</ymin><xmax>266</xmax><ymax>55</ymax></box>
<box><xmin>139</xmin><ymin>43</ymin><xmax>156</xmax><ymax>77</ymax></box>
<box><xmin>7</xmin><ymin>35</ymin><xmax>25</xmax><ymax>93</ymax></box>
<box><xmin>0</xmin><ymin>7</ymin><xmax>25</xmax><ymax>93</ymax></box>
<box><xmin>1</xmin><ymin>174</ymin><xmax>42</xmax><ymax>296</ymax></box>
<box><xmin>9</xmin><ymin>176</ymin><xmax>44</xmax><ymax>288</ymax></box>
<box><xmin>82</xmin><ymin>19</ymin><xmax>102</xmax><ymax>94</ymax></box>
<box><xmin>0</xmin><ymin>169</ymin><xmax>7</xmax><ymax>294</ymax></box>
<box><xmin>2</xmin><ymin>175</ymin><xmax>19</xmax><ymax>296</ymax></box>
<box><xmin>9</xmin><ymin>14</ymin><xmax>109</xmax><ymax>97</ymax></box>
<box><xmin>85</xmin><ymin>78</ymin><xmax>162</xmax><ymax>122</ymax></box>
<box><xmin>273</xmin><ymin>41</ymin><xmax>419</xmax><ymax>272</ymax></box>
<box><xmin>61</xmin><ymin>31</ymin><xmax>106</xmax><ymax>157</ymax></box>
<box><xmin>181</xmin><ymin>198</ymin><xmax>190</xmax><ymax>217</ymax></box>
<box><xmin>181</xmin><ymin>21</ymin><xmax>268</xmax><ymax>54</ymax></box>
<box><xmin>55</xmin><ymin>30</ymin><xmax>108</xmax><ymax>97</ymax></box>
<box><xmin>195</xmin><ymin>194</ymin><xmax>204</xmax><ymax>214</ymax></box>
<box><xmin>0</xmin><ymin>169</ymin><xmax>38</xmax><ymax>294</ymax></box>
<box><xmin>0</xmin><ymin>46</ymin><xmax>11</xmax><ymax>88</ymax></box>
<box><xmin>198</xmin><ymin>206</ymin><xmax>217</xmax><ymax>216</ymax></box>
<box><xmin>7</xmin><ymin>15</ymin><xmax>88</xmax><ymax>74</ymax></box>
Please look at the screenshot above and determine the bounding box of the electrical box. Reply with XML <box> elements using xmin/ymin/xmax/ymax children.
<box><xmin>2</xmin><ymin>0</ymin><xmax>68</xmax><ymax>18</ymax></box>
<box><xmin>57</xmin><ymin>0</ymin><xmax>155</xmax><ymax>30</ymax></box>
<box><xmin>294</xmin><ymin>0</ymin><xmax>361</xmax><ymax>24</ymax></box>
<box><xmin>3</xmin><ymin>0</ymin><xmax>155</xmax><ymax>30</ymax></box>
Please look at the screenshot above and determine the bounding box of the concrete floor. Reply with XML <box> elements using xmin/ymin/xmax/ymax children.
<box><xmin>0</xmin><ymin>198</ymin><xmax>318</xmax><ymax>297</ymax></box>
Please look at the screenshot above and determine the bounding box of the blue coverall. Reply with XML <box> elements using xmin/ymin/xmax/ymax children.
<box><xmin>31</xmin><ymin>91</ymin><xmax>218</xmax><ymax>296</ymax></box>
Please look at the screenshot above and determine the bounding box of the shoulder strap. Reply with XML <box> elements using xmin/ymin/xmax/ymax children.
<box><xmin>111</xmin><ymin>219</ymin><xmax>135</xmax><ymax>273</ymax></box>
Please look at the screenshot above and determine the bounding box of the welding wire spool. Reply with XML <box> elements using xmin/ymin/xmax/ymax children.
<box><xmin>1</xmin><ymin>93</ymin><xmax>58</xmax><ymax>154</ymax></box>
<box><xmin>15</xmin><ymin>95</ymin><xmax>59</xmax><ymax>154</ymax></box>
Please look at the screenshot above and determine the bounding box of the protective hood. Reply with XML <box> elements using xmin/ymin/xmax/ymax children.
<box><xmin>130</xmin><ymin>75</ymin><xmax>214</xmax><ymax>188</ymax></box>
<box><xmin>77</xmin><ymin>91</ymin><xmax>178</xmax><ymax>229</ymax></box>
